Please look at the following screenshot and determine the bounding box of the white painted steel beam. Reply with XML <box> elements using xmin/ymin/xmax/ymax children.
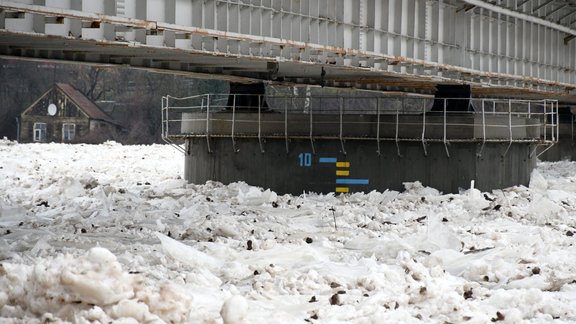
<box><xmin>532</xmin><ymin>0</ymin><xmax>555</xmax><ymax>14</ymax></box>
<box><xmin>0</xmin><ymin>0</ymin><xmax>157</xmax><ymax>29</ymax></box>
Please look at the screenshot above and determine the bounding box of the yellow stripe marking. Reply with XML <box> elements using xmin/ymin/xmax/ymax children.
<box><xmin>336</xmin><ymin>162</ymin><xmax>350</xmax><ymax>168</ymax></box>
<box><xmin>336</xmin><ymin>170</ymin><xmax>350</xmax><ymax>176</ymax></box>
<box><xmin>336</xmin><ymin>187</ymin><xmax>350</xmax><ymax>193</ymax></box>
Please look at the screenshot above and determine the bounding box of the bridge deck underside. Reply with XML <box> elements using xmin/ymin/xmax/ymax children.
<box><xmin>0</xmin><ymin>30</ymin><xmax>428</xmax><ymax>89</ymax></box>
<box><xmin>2</xmin><ymin>0</ymin><xmax>576</xmax><ymax>96</ymax></box>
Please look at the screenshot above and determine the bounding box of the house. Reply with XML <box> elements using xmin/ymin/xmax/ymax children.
<box><xmin>19</xmin><ymin>83</ymin><xmax>122</xmax><ymax>143</ymax></box>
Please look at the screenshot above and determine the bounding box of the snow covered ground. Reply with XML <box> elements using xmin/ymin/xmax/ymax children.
<box><xmin>1</xmin><ymin>139</ymin><xmax>576</xmax><ymax>323</ymax></box>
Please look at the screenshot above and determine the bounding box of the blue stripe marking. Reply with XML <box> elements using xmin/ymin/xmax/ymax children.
<box><xmin>336</xmin><ymin>179</ymin><xmax>369</xmax><ymax>185</ymax></box>
<box><xmin>319</xmin><ymin>157</ymin><xmax>338</xmax><ymax>163</ymax></box>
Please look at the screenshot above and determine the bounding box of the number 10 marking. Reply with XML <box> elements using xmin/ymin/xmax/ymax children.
<box><xmin>298</xmin><ymin>153</ymin><xmax>312</xmax><ymax>167</ymax></box>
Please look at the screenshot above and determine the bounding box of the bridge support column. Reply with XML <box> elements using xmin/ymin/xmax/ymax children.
<box><xmin>184</xmin><ymin>138</ymin><xmax>535</xmax><ymax>194</ymax></box>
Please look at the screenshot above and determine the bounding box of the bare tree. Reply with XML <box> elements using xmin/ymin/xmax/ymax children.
<box><xmin>64</xmin><ymin>66</ymin><xmax>118</xmax><ymax>102</ymax></box>
<box><xmin>0</xmin><ymin>60</ymin><xmax>56</xmax><ymax>139</ymax></box>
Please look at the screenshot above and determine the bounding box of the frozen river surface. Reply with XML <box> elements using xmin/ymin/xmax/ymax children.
<box><xmin>1</xmin><ymin>140</ymin><xmax>576</xmax><ymax>323</ymax></box>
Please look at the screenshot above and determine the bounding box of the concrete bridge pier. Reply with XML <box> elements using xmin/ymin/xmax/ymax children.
<box><xmin>184</xmin><ymin>137</ymin><xmax>535</xmax><ymax>194</ymax></box>
<box><xmin>164</xmin><ymin>93</ymin><xmax>555</xmax><ymax>194</ymax></box>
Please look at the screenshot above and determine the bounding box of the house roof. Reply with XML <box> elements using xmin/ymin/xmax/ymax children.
<box><xmin>55</xmin><ymin>83</ymin><xmax>118</xmax><ymax>125</ymax></box>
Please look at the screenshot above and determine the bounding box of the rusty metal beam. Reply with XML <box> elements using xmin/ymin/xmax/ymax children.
<box><xmin>0</xmin><ymin>0</ymin><xmax>156</xmax><ymax>29</ymax></box>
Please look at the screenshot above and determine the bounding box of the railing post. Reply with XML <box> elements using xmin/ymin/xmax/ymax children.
<box><xmin>167</xmin><ymin>97</ymin><xmax>172</xmax><ymax>139</ymax></box>
<box><xmin>339</xmin><ymin>97</ymin><xmax>346</xmax><ymax>155</ymax></box>
<box><xmin>556</xmin><ymin>101</ymin><xmax>559</xmax><ymax>142</ymax></box>
<box><xmin>509</xmin><ymin>99</ymin><xmax>512</xmax><ymax>141</ymax></box>
<box><xmin>421</xmin><ymin>98</ymin><xmax>428</xmax><ymax>156</ymax></box>
<box><xmin>570</xmin><ymin>103</ymin><xmax>574</xmax><ymax>142</ymax></box>
<box><xmin>205</xmin><ymin>95</ymin><xmax>212</xmax><ymax>153</ymax></box>
<box><xmin>543</xmin><ymin>100</ymin><xmax>547</xmax><ymax>142</ymax></box>
<box><xmin>503</xmin><ymin>99</ymin><xmax>513</xmax><ymax>157</ymax></box>
<box><xmin>550</xmin><ymin>100</ymin><xmax>554</xmax><ymax>142</ymax></box>
<box><xmin>478</xmin><ymin>99</ymin><xmax>486</xmax><ymax>156</ymax></box>
<box><xmin>258</xmin><ymin>94</ymin><xmax>264</xmax><ymax>153</ymax></box>
<box><xmin>309</xmin><ymin>96</ymin><xmax>316</xmax><ymax>154</ymax></box>
<box><xmin>284</xmin><ymin>96</ymin><xmax>289</xmax><ymax>154</ymax></box>
<box><xmin>231</xmin><ymin>94</ymin><xmax>238</xmax><ymax>152</ymax></box>
<box><xmin>161</xmin><ymin>96</ymin><xmax>166</xmax><ymax>140</ymax></box>
<box><xmin>160</xmin><ymin>95</ymin><xmax>185</xmax><ymax>154</ymax></box>
<box><xmin>376</xmin><ymin>98</ymin><xmax>381</xmax><ymax>155</ymax></box>
<box><xmin>534</xmin><ymin>100</ymin><xmax>558</xmax><ymax>158</ymax></box>
<box><xmin>443</xmin><ymin>97</ymin><xmax>450</xmax><ymax>157</ymax></box>
<box><xmin>395</xmin><ymin>102</ymin><xmax>401</xmax><ymax>157</ymax></box>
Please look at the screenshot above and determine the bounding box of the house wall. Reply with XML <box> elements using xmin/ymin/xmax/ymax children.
<box><xmin>28</xmin><ymin>89</ymin><xmax>84</xmax><ymax>119</ymax></box>
<box><xmin>19</xmin><ymin>85</ymin><xmax>120</xmax><ymax>143</ymax></box>
<box><xmin>20</xmin><ymin>116</ymin><xmax>90</xmax><ymax>143</ymax></box>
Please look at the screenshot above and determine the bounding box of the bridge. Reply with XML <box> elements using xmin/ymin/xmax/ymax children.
<box><xmin>2</xmin><ymin>0</ymin><xmax>576</xmax><ymax>95</ymax></box>
<box><xmin>1</xmin><ymin>0</ymin><xmax>575</xmax><ymax>193</ymax></box>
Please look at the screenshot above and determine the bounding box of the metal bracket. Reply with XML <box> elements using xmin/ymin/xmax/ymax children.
<box><xmin>502</xmin><ymin>99</ymin><xmax>513</xmax><ymax>158</ymax></box>
<box><xmin>443</xmin><ymin>98</ymin><xmax>450</xmax><ymax>158</ymax></box>
<box><xmin>309</xmin><ymin>99</ymin><xmax>316</xmax><ymax>154</ymax></box>
<box><xmin>477</xmin><ymin>99</ymin><xmax>487</xmax><ymax>157</ymax></box>
<box><xmin>339</xmin><ymin>97</ymin><xmax>346</xmax><ymax>155</ymax></box>
<box><xmin>376</xmin><ymin>99</ymin><xmax>381</xmax><ymax>155</ymax></box>
<box><xmin>284</xmin><ymin>98</ymin><xmax>289</xmax><ymax>154</ymax></box>
<box><xmin>395</xmin><ymin>107</ymin><xmax>402</xmax><ymax>157</ymax></box>
<box><xmin>421</xmin><ymin>100</ymin><xmax>428</xmax><ymax>157</ymax></box>
<box><xmin>257</xmin><ymin>95</ymin><xmax>265</xmax><ymax>153</ymax></box>
<box><xmin>231</xmin><ymin>94</ymin><xmax>239</xmax><ymax>153</ymax></box>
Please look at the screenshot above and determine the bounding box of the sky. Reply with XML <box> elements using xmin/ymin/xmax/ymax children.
<box><xmin>1</xmin><ymin>139</ymin><xmax>576</xmax><ymax>323</ymax></box>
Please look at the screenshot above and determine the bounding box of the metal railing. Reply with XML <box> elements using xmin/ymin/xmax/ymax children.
<box><xmin>162</xmin><ymin>93</ymin><xmax>559</xmax><ymax>157</ymax></box>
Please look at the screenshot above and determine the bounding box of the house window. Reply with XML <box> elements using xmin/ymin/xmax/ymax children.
<box><xmin>33</xmin><ymin>123</ymin><xmax>47</xmax><ymax>142</ymax></box>
<box><xmin>62</xmin><ymin>123</ymin><xmax>75</xmax><ymax>141</ymax></box>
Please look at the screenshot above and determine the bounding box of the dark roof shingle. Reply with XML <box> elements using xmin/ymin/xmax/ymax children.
<box><xmin>56</xmin><ymin>83</ymin><xmax>118</xmax><ymax>125</ymax></box>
